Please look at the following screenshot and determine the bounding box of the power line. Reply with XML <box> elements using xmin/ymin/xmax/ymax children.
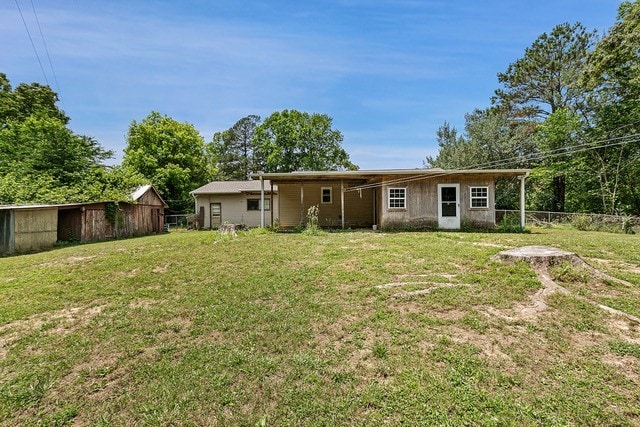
<box><xmin>14</xmin><ymin>0</ymin><xmax>49</xmax><ymax>86</ymax></box>
<box><xmin>29</xmin><ymin>0</ymin><xmax>64</xmax><ymax>108</ymax></box>
<box><xmin>344</xmin><ymin>134</ymin><xmax>640</xmax><ymax>192</ymax></box>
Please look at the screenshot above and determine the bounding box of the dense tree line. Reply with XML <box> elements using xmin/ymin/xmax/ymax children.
<box><xmin>427</xmin><ymin>1</ymin><xmax>640</xmax><ymax>215</ymax></box>
<box><xmin>0</xmin><ymin>71</ymin><xmax>355</xmax><ymax>212</ymax></box>
<box><xmin>0</xmin><ymin>73</ymin><xmax>145</xmax><ymax>205</ymax></box>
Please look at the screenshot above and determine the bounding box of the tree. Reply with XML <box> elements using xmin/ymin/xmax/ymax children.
<box><xmin>123</xmin><ymin>111</ymin><xmax>210</xmax><ymax>212</ymax></box>
<box><xmin>210</xmin><ymin>115</ymin><xmax>261</xmax><ymax>180</ymax></box>
<box><xmin>0</xmin><ymin>74</ymin><xmax>114</xmax><ymax>204</ymax></box>
<box><xmin>580</xmin><ymin>1</ymin><xmax>640</xmax><ymax>214</ymax></box>
<box><xmin>493</xmin><ymin>22</ymin><xmax>598</xmax><ymax>119</ymax></box>
<box><xmin>0</xmin><ymin>72</ymin><xmax>69</xmax><ymax>126</ymax></box>
<box><xmin>252</xmin><ymin>110</ymin><xmax>357</xmax><ymax>172</ymax></box>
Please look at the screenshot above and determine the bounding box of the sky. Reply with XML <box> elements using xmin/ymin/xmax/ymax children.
<box><xmin>2</xmin><ymin>0</ymin><xmax>624</xmax><ymax>170</ymax></box>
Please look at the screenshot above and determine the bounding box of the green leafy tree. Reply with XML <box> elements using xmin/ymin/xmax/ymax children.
<box><xmin>252</xmin><ymin>110</ymin><xmax>357</xmax><ymax>172</ymax></box>
<box><xmin>491</xmin><ymin>22</ymin><xmax>597</xmax><ymax>211</ymax></box>
<box><xmin>0</xmin><ymin>72</ymin><xmax>69</xmax><ymax>126</ymax></box>
<box><xmin>123</xmin><ymin>111</ymin><xmax>210</xmax><ymax>212</ymax></box>
<box><xmin>211</xmin><ymin>115</ymin><xmax>261</xmax><ymax>180</ymax></box>
<box><xmin>581</xmin><ymin>1</ymin><xmax>640</xmax><ymax>214</ymax></box>
<box><xmin>493</xmin><ymin>22</ymin><xmax>597</xmax><ymax>119</ymax></box>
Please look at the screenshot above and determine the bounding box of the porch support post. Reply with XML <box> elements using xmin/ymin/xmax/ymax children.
<box><xmin>341</xmin><ymin>179</ymin><xmax>345</xmax><ymax>229</ymax></box>
<box><xmin>519</xmin><ymin>174</ymin><xmax>527</xmax><ymax>230</ymax></box>
<box><xmin>300</xmin><ymin>182</ymin><xmax>304</xmax><ymax>225</ymax></box>
<box><xmin>270</xmin><ymin>181</ymin><xmax>274</xmax><ymax>227</ymax></box>
<box><xmin>260</xmin><ymin>176</ymin><xmax>265</xmax><ymax>228</ymax></box>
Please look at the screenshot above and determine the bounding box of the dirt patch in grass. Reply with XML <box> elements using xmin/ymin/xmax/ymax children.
<box><xmin>601</xmin><ymin>353</ymin><xmax>640</xmax><ymax>382</ymax></box>
<box><xmin>152</xmin><ymin>263</ymin><xmax>171</xmax><ymax>273</ymax></box>
<box><xmin>35</xmin><ymin>255</ymin><xmax>98</xmax><ymax>269</ymax></box>
<box><xmin>0</xmin><ymin>303</ymin><xmax>106</xmax><ymax>359</ymax></box>
<box><xmin>448</xmin><ymin>326</ymin><xmax>519</xmax><ymax>372</ymax></box>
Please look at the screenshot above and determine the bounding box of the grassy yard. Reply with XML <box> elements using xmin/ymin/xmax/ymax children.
<box><xmin>1</xmin><ymin>227</ymin><xmax>639</xmax><ymax>426</ymax></box>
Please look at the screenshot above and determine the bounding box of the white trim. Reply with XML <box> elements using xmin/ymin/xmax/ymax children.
<box><xmin>321</xmin><ymin>187</ymin><xmax>333</xmax><ymax>204</ymax></box>
<box><xmin>387</xmin><ymin>187</ymin><xmax>406</xmax><ymax>209</ymax></box>
<box><xmin>469</xmin><ymin>186</ymin><xmax>489</xmax><ymax>209</ymax></box>
<box><xmin>437</xmin><ymin>183</ymin><xmax>460</xmax><ymax>229</ymax></box>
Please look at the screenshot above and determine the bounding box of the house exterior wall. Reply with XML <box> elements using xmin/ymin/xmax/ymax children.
<box><xmin>13</xmin><ymin>208</ymin><xmax>58</xmax><ymax>253</ymax></box>
<box><xmin>195</xmin><ymin>193</ymin><xmax>279</xmax><ymax>228</ymax></box>
<box><xmin>277</xmin><ymin>181</ymin><xmax>374</xmax><ymax>228</ymax></box>
<box><xmin>379</xmin><ymin>174</ymin><xmax>496</xmax><ymax>229</ymax></box>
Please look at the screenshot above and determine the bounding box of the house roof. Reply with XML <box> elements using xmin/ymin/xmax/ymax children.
<box><xmin>190</xmin><ymin>180</ymin><xmax>277</xmax><ymax>195</ymax></box>
<box><xmin>249</xmin><ymin>168</ymin><xmax>530</xmax><ymax>181</ymax></box>
<box><xmin>130</xmin><ymin>184</ymin><xmax>168</xmax><ymax>207</ymax></box>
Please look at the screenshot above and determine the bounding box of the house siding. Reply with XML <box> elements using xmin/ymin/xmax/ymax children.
<box><xmin>196</xmin><ymin>193</ymin><xmax>279</xmax><ymax>228</ymax></box>
<box><xmin>277</xmin><ymin>181</ymin><xmax>374</xmax><ymax>228</ymax></box>
<box><xmin>379</xmin><ymin>174</ymin><xmax>496</xmax><ymax>229</ymax></box>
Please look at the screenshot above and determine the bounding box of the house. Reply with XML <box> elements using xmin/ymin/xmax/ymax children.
<box><xmin>249</xmin><ymin>169</ymin><xmax>530</xmax><ymax>230</ymax></box>
<box><xmin>190</xmin><ymin>180</ymin><xmax>278</xmax><ymax>229</ymax></box>
<box><xmin>1</xmin><ymin>185</ymin><xmax>167</xmax><ymax>256</ymax></box>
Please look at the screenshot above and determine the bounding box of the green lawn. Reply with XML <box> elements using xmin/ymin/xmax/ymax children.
<box><xmin>1</xmin><ymin>227</ymin><xmax>639</xmax><ymax>426</ymax></box>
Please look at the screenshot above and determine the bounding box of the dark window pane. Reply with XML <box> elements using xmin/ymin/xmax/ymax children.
<box><xmin>441</xmin><ymin>187</ymin><xmax>456</xmax><ymax>202</ymax></box>
<box><xmin>442</xmin><ymin>202</ymin><xmax>456</xmax><ymax>217</ymax></box>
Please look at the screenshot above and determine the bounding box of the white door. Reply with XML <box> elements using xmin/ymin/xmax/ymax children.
<box><xmin>438</xmin><ymin>184</ymin><xmax>460</xmax><ymax>229</ymax></box>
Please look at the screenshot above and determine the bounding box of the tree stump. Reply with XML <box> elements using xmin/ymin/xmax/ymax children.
<box><xmin>494</xmin><ymin>246</ymin><xmax>640</xmax><ymax>324</ymax></box>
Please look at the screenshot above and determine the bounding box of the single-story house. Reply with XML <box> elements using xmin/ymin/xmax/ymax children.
<box><xmin>190</xmin><ymin>180</ymin><xmax>279</xmax><ymax>229</ymax></box>
<box><xmin>0</xmin><ymin>185</ymin><xmax>167</xmax><ymax>256</ymax></box>
<box><xmin>248</xmin><ymin>169</ymin><xmax>530</xmax><ymax>230</ymax></box>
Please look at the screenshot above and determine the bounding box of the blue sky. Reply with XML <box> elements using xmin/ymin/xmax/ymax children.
<box><xmin>2</xmin><ymin>0</ymin><xmax>623</xmax><ymax>169</ymax></box>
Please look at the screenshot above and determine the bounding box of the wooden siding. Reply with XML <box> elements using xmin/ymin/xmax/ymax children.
<box><xmin>136</xmin><ymin>188</ymin><xmax>165</xmax><ymax>206</ymax></box>
<box><xmin>277</xmin><ymin>182</ymin><xmax>374</xmax><ymax>228</ymax></box>
<box><xmin>379</xmin><ymin>174</ymin><xmax>496</xmax><ymax>229</ymax></box>
<box><xmin>80</xmin><ymin>202</ymin><xmax>164</xmax><ymax>242</ymax></box>
<box><xmin>0</xmin><ymin>210</ymin><xmax>14</xmax><ymax>256</ymax></box>
<box><xmin>14</xmin><ymin>208</ymin><xmax>58</xmax><ymax>253</ymax></box>
<box><xmin>195</xmin><ymin>193</ymin><xmax>279</xmax><ymax>228</ymax></box>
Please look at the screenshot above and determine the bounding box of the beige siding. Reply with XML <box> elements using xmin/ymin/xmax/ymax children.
<box><xmin>14</xmin><ymin>208</ymin><xmax>58</xmax><ymax>252</ymax></box>
<box><xmin>379</xmin><ymin>174</ymin><xmax>496</xmax><ymax>229</ymax></box>
<box><xmin>277</xmin><ymin>182</ymin><xmax>373</xmax><ymax>228</ymax></box>
<box><xmin>195</xmin><ymin>193</ymin><xmax>279</xmax><ymax>228</ymax></box>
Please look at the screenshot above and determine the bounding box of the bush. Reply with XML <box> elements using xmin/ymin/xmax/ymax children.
<box><xmin>498</xmin><ymin>214</ymin><xmax>524</xmax><ymax>233</ymax></box>
<box><xmin>571</xmin><ymin>214</ymin><xmax>591</xmax><ymax>231</ymax></box>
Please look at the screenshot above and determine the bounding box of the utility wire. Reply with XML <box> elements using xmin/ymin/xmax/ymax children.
<box><xmin>29</xmin><ymin>0</ymin><xmax>64</xmax><ymax>108</ymax></box>
<box><xmin>14</xmin><ymin>0</ymin><xmax>49</xmax><ymax>86</ymax></box>
<box><xmin>344</xmin><ymin>135</ymin><xmax>640</xmax><ymax>192</ymax></box>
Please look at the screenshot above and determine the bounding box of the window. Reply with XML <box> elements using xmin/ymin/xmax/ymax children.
<box><xmin>470</xmin><ymin>186</ymin><xmax>488</xmax><ymax>208</ymax></box>
<box><xmin>321</xmin><ymin>187</ymin><xmax>332</xmax><ymax>204</ymax></box>
<box><xmin>388</xmin><ymin>188</ymin><xmax>406</xmax><ymax>209</ymax></box>
<box><xmin>247</xmin><ymin>198</ymin><xmax>270</xmax><ymax>211</ymax></box>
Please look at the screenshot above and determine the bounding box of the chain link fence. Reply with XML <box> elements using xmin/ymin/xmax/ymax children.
<box><xmin>496</xmin><ymin>210</ymin><xmax>639</xmax><ymax>233</ymax></box>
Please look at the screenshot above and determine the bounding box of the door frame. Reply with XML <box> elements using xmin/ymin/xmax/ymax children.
<box><xmin>437</xmin><ymin>183</ymin><xmax>460</xmax><ymax>229</ymax></box>
<box><xmin>210</xmin><ymin>202</ymin><xmax>222</xmax><ymax>229</ymax></box>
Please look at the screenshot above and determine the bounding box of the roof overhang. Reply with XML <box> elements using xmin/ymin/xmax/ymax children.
<box><xmin>250</xmin><ymin>168</ymin><xmax>530</xmax><ymax>182</ymax></box>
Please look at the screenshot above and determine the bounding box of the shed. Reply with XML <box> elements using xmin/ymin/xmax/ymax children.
<box><xmin>1</xmin><ymin>185</ymin><xmax>167</xmax><ymax>256</ymax></box>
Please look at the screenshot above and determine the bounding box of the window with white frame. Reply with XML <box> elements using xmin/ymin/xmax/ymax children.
<box><xmin>321</xmin><ymin>187</ymin><xmax>332</xmax><ymax>204</ymax></box>
<box><xmin>470</xmin><ymin>186</ymin><xmax>488</xmax><ymax>208</ymax></box>
<box><xmin>388</xmin><ymin>188</ymin><xmax>406</xmax><ymax>209</ymax></box>
<box><xmin>247</xmin><ymin>198</ymin><xmax>270</xmax><ymax>211</ymax></box>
